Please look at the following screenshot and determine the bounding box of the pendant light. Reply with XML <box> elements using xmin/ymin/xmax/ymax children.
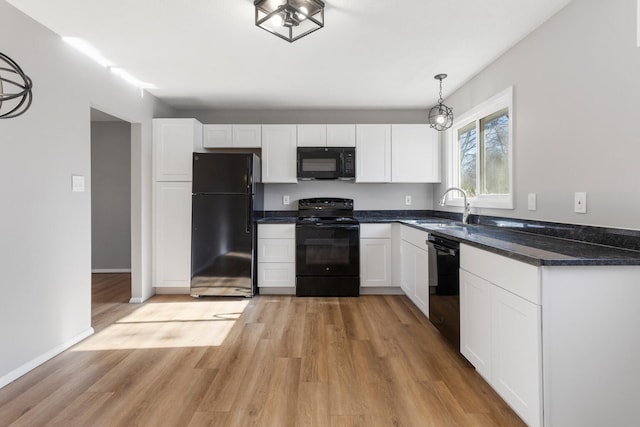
<box><xmin>0</xmin><ymin>52</ymin><xmax>33</xmax><ymax>119</ymax></box>
<box><xmin>428</xmin><ymin>74</ymin><xmax>453</xmax><ymax>131</ymax></box>
<box><xmin>254</xmin><ymin>0</ymin><xmax>325</xmax><ymax>43</ymax></box>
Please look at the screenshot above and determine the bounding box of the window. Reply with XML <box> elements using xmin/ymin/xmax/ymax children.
<box><xmin>446</xmin><ymin>87</ymin><xmax>513</xmax><ymax>209</ymax></box>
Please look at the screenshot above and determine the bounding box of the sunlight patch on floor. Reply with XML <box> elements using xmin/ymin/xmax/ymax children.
<box><xmin>75</xmin><ymin>299</ymin><xmax>250</xmax><ymax>351</ymax></box>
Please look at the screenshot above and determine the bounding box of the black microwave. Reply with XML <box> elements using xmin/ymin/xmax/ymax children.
<box><xmin>297</xmin><ymin>147</ymin><xmax>356</xmax><ymax>180</ymax></box>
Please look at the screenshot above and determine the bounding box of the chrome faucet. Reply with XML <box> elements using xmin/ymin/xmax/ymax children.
<box><xmin>439</xmin><ymin>187</ymin><xmax>470</xmax><ymax>224</ymax></box>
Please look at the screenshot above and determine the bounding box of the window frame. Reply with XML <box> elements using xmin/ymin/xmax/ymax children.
<box><xmin>444</xmin><ymin>86</ymin><xmax>514</xmax><ymax>210</ymax></box>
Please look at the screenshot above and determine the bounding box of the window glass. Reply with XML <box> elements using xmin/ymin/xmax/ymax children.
<box><xmin>480</xmin><ymin>108</ymin><xmax>509</xmax><ymax>195</ymax></box>
<box><xmin>458</xmin><ymin>122</ymin><xmax>477</xmax><ymax>197</ymax></box>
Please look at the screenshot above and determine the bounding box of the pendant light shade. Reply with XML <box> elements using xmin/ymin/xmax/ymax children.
<box><xmin>428</xmin><ymin>74</ymin><xmax>453</xmax><ymax>131</ymax></box>
<box><xmin>0</xmin><ymin>52</ymin><xmax>33</xmax><ymax>119</ymax></box>
<box><xmin>254</xmin><ymin>0</ymin><xmax>325</xmax><ymax>43</ymax></box>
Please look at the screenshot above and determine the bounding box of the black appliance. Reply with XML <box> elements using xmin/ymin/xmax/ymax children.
<box><xmin>427</xmin><ymin>234</ymin><xmax>460</xmax><ymax>350</ymax></box>
<box><xmin>295</xmin><ymin>197</ymin><xmax>360</xmax><ymax>297</ymax></box>
<box><xmin>297</xmin><ymin>147</ymin><xmax>356</xmax><ymax>180</ymax></box>
<box><xmin>190</xmin><ymin>153</ymin><xmax>263</xmax><ymax>298</ymax></box>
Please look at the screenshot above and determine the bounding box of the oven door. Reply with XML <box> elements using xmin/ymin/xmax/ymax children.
<box><xmin>295</xmin><ymin>222</ymin><xmax>360</xmax><ymax>277</ymax></box>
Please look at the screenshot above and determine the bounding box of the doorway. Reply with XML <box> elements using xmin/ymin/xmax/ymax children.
<box><xmin>90</xmin><ymin>108</ymin><xmax>132</xmax><ymax>310</ymax></box>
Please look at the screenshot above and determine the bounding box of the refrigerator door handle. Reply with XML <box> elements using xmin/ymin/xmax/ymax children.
<box><xmin>246</xmin><ymin>197</ymin><xmax>252</xmax><ymax>234</ymax></box>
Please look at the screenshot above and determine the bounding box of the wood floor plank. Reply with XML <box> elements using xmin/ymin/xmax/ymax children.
<box><xmin>0</xmin><ymin>274</ymin><xmax>527</xmax><ymax>427</ymax></box>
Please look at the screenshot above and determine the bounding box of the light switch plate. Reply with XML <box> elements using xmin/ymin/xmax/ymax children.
<box><xmin>527</xmin><ymin>193</ymin><xmax>537</xmax><ymax>211</ymax></box>
<box><xmin>72</xmin><ymin>175</ymin><xmax>85</xmax><ymax>192</ymax></box>
<box><xmin>574</xmin><ymin>192</ymin><xmax>587</xmax><ymax>213</ymax></box>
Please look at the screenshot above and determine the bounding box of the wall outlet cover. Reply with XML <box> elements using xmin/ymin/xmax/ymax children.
<box><xmin>527</xmin><ymin>193</ymin><xmax>537</xmax><ymax>211</ymax></box>
<box><xmin>405</xmin><ymin>195</ymin><xmax>412</xmax><ymax>205</ymax></box>
<box><xmin>574</xmin><ymin>192</ymin><xmax>587</xmax><ymax>214</ymax></box>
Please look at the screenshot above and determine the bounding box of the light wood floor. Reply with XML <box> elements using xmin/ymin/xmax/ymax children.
<box><xmin>0</xmin><ymin>274</ymin><xmax>525</xmax><ymax>427</ymax></box>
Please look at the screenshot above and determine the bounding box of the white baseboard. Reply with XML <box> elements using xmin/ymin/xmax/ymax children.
<box><xmin>91</xmin><ymin>268</ymin><xmax>132</xmax><ymax>273</ymax></box>
<box><xmin>0</xmin><ymin>327</ymin><xmax>94</xmax><ymax>389</ymax></box>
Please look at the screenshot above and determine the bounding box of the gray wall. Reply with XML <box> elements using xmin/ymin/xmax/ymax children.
<box><xmin>178</xmin><ymin>108</ymin><xmax>436</xmax><ymax>210</ymax></box>
<box><xmin>91</xmin><ymin>121</ymin><xmax>131</xmax><ymax>271</ymax></box>
<box><xmin>0</xmin><ymin>1</ymin><xmax>173</xmax><ymax>387</ymax></box>
<box><xmin>435</xmin><ymin>0</ymin><xmax>640</xmax><ymax>230</ymax></box>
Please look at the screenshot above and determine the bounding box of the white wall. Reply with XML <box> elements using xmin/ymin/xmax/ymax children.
<box><xmin>0</xmin><ymin>1</ymin><xmax>174</xmax><ymax>387</ymax></box>
<box><xmin>91</xmin><ymin>121</ymin><xmax>131</xmax><ymax>271</ymax></box>
<box><xmin>435</xmin><ymin>0</ymin><xmax>640</xmax><ymax>230</ymax></box>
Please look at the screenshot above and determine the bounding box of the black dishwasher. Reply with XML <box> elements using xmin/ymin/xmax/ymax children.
<box><xmin>427</xmin><ymin>234</ymin><xmax>460</xmax><ymax>350</ymax></box>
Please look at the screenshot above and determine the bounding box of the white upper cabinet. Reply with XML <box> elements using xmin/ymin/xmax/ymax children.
<box><xmin>391</xmin><ymin>124</ymin><xmax>441</xmax><ymax>183</ymax></box>
<box><xmin>297</xmin><ymin>124</ymin><xmax>327</xmax><ymax>146</ymax></box>
<box><xmin>327</xmin><ymin>124</ymin><xmax>356</xmax><ymax>147</ymax></box>
<box><xmin>262</xmin><ymin>125</ymin><xmax>298</xmax><ymax>183</ymax></box>
<box><xmin>203</xmin><ymin>124</ymin><xmax>261</xmax><ymax>148</ymax></box>
<box><xmin>154</xmin><ymin>118</ymin><xmax>202</xmax><ymax>181</ymax></box>
<box><xmin>355</xmin><ymin>124</ymin><xmax>391</xmax><ymax>183</ymax></box>
<box><xmin>297</xmin><ymin>124</ymin><xmax>356</xmax><ymax>147</ymax></box>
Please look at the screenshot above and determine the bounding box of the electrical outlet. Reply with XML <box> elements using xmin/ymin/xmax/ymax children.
<box><xmin>574</xmin><ymin>192</ymin><xmax>587</xmax><ymax>214</ymax></box>
<box><xmin>72</xmin><ymin>175</ymin><xmax>85</xmax><ymax>192</ymax></box>
<box><xmin>283</xmin><ymin>195</ymin><xmax>290</xmax><ymax>205</ymax></box>
<box><xmin>527</xmin><ymin>193</ymin><xmax>537</xmax><ymax>211</ymax></box>
<box><xmin>405</xmin><ymin>195</ymin><xmax>412</xmax><ymax>205</ymax></box>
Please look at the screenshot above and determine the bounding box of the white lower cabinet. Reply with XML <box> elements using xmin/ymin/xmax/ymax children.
<box><xmin>399</xmin><ymin>226</ymin><xmax>429</xmax><ymax>317</ymax></box>
<box><xmin>257</xmin><ymin>224</ymin><xmax>295</xmax><ymax>291</ymax></box>
<box><xmin>153</xmin><ymin>181</ymin><xmax>192</xmax><ymax>288</ymax></box>
<box><xmin>460</xmin><ymin>244</ymin><xmax>542</xmax><ymax>427</ymax></box>
<box><xmin>360</xmin><ymin>224</ymin><xmax>392</xmax><ymax>287</ymax></box>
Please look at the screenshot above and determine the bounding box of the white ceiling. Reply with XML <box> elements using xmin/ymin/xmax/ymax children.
<box><xmin>8</xmin><ymin>0</ymin><xmax>571</xmax><ymax>110</ymax></box>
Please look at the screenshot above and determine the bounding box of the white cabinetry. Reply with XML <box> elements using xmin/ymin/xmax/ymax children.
<box><xmin>203</xmin><ymin>124</ymin><xmax>262</xmax><ymax>148</ymax></box>
<box><xmin>154</xmin><ymin>118</ymin><xmax>202</xmax><ymax>181</ymax></box>
<box><xmin>360</xmin><ymin>224</ymin><xmax>392</xmax><ymax>287</ymax></box>
<box><xmin>153</xmin><ymin>182</ymin><xmax>192</xmax><ymax>287</ymax></box>
<box><xmin>262</xmin><ymin>125</ymin><xmax>297</xmax><ymax>183</ymax></box>
<box><xmin>356</xmin><ymin>124</ymin><xmax>391</xmax><ymax>182</ymax></box>
<box><xmin>399</xmin><ymin>226</ymin><xmax>429</xmax><ymax>317</ymax></box>
<box><xmin>460</xmin><ymin>244</ymin><xmax>542</xmax><ymax>427</ymax></box>
<box><xmin>297</xmin><ymin>124</ymin><xmax>356</xmax><ymax>147</ymax></box>
<box><xmin>257</xmin><ymin>224</ymin><xmax>296</xmax><ymax>291</ymax></box>
<box><xmin>391</xmin><ymin>124</ymin><xmax>440</xmax><ymax>183</ymax></box>
<box><xmin>152</xmin><ymin>118</ymin><xmax>202</xmax><ymax>290</ymax></box>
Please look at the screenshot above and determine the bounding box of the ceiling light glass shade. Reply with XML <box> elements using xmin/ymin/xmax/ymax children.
<box><xmin>428</xmin><ymin>74</ymin><xmax>453</xmax><ymax>131</ymax></box>
<box><xmin>255</xmin><ymin>0</ymin><xmax>325</xmax><ymax>43</ymax></box>
<box><xmin>0</xmin><ymin>52</ymin><xmax>33</xmax><ymax>119</ymax></box>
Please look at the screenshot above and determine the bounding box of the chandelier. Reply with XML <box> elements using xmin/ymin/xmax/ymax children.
<box><xmin>0</xmin><ymin>52</ymin><xmax>33</xmax><ymax>119</ymax></box>
<box><xmin>428</xmin><ymin>74</ymin><xmax>453</xmax><ymax>131</ymax></box>
<box><xmin>254</xmin><ymin>0</ymin><xmax>325</xmax><ymax>43</ymax></box>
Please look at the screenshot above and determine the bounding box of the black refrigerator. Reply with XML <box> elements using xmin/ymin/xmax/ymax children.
<box><xmin>190</xmin><ymin>153</ymin><xmax>263</xmax><ymax>297</ymax></box>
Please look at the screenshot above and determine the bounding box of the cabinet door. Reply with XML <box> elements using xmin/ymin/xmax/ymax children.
<box><xmin>356</xmin><ymin>124</ymin><xmax>391</xmax><ymax>182</ymax></box>
<box><xmin>203</xmin><ymin>124</ymin><xmax>233</xmax><ymax>148</ymax></box>
<box><xmin>258</xmin><ymin>262</ymin><xmax>296</xmax><ymax>287</ymax></box>
<box><xmin>154</xmin><ymin>119</ymin><xmax>201</xmax><ymax>181</ymax></box>
<box><xmin>491</xmin><ymin>285</ymin><xmax>542</xmax><ymax>427</ymax></box>
<box><xmin>297</xmin><ymin>124</ymin><xmax>327</xmax><ymax>147</ymax></box>
<box><xmin>391</xmin><ymin>124</ymin><xmax>441</xmax><ymax>183</ymax></box>
<box><xmin>258</xmin><ymin>238</ymin><xmax>295</xmax><ymax>263</ymax></box>
<box><xmin>153</xmin><ymin>182</ymin><xmax>192</xmax><ymax>287</ymax></box>
<box><xmin>460</xmin><ymin>269</ymin><xmax>492</xmax><ymax>380</ymax></box>
<box><xmin>413</xmin><ymin>246</ymin><xmax>429</xmax><ymax>317</ymax></box>
<box><xmin>262</xmin><ymin>125</ymin><xmax>298</xmax><ymax>183</ymax></box>
<box><xmin>233</xmin><ymin>124</ymin><xmax>262</xmax><ymax>147</ymax></box>
<box><xmin>360</xmin><ymin>238</ymin><xmax>392</xmax><ymax>287</ymax></box>
<box><xmin>400</xmin><ymin>240</ymin><xmax>416</xmax><ymax>298</ymax></box>
<box><xmin>327</xmin><ymin>124</ymin><xmax>356</xmax><ymax>147</ymax></box>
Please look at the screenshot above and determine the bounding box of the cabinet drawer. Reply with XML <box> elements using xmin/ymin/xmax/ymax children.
<box><xmin>360</xmin><ymin>223</ymin><xmax>392</xmax><ymax>239</ymax></box>
<box><xmin>258</xmin><ymin>223</ymin><xmax>295</xmax><ymax>239</ymax></box>
<box><xmin>461</xmin><ymin>244</ymin><xmax>540</xmax><ymax>304</ymax></box>
<box><xmin>258</xmin><ymin>238</ymin><xmax>295</xmax><ymax>263</ymax></box>
<box><xmin>400</xmin><ymin>225</ymin><xmax>429</xmax><ymax>249</ymax></box>
<box><xmin>258</xmin><ymin>262</ymin><xmax>295</xmax><ymax>287</ymax></box>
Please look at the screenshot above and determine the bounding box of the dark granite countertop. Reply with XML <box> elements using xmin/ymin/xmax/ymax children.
<box><xmin>255</xmin><ymin>211</ymin><xmax>640</xmax><ymax>266</ymax></box>
<box><xmin>400</xmin><ymin>220</ymin><xmax>640</xmax><ymax>267</ymax></box>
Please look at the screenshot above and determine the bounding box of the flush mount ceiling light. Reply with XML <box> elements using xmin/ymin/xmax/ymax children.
<box><xmin>254</xmin><ymin>0</ymin><xmax>325</xmax><ymax>43</ymax></box>
<box><xmin>0</xmin><ymin>52</ymin><xmax>33</xmax><ymax>119</ymax></box>
<box><xmin>428</xmin><ymin>74</ymin><xmax>454</xmax><ymax>131</ymax></box>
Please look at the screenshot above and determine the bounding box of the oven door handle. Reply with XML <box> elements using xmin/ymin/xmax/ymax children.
<box><xmin>296</xmin><ymin>223</ymin><xmax>359</xmax><ymax>230</ymax></box>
